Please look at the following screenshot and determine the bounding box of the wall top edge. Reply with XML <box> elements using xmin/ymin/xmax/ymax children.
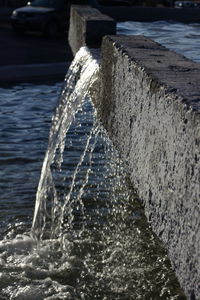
<box><xmin>71</xmin><ymin>5</ymin><xmax>115</xmax><ymax>22</ymax></box>
<box><xmin>102</xmin><ymin>35</ymin><xmax>200</xmax><ymax>113</ymax></box>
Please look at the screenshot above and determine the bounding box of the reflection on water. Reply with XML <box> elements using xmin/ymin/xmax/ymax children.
<box><xmin>117</xmin><ymin>21</ymin><xmax>200</xmax><ymax>63</ymax></box>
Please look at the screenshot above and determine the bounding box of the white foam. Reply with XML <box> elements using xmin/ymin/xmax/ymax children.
<box><xmin>0</xmin><ymin>235</ymin><xmax>36</xmax><ymax>254</ymax></box>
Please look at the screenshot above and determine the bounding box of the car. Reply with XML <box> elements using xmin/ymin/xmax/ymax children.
<box><xmin>174</xmin><ymin>1</ymin><xmax>199</xmax><ymax>8</ymax></box>
<box><xmin>11</xmin><ymin>0</ymin><xmax>70</xmax><ymax>36</ymax></box>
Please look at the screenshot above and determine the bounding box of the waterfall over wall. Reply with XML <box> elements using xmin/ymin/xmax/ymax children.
<box><xmin>68</xmin><ymin>5</ymin><xmax>200</xmax><ymax>300</ymax></box>
<box><xmin>32</xmin><ymin>47</ymin><xmax>100</xmax><ymax>240</ymax></box>
<box><xmin>0</xmin><ymin>44</ymin><xmax>187</xmax><ymax>299</ymax></box>
<box><xmin>0</xmin><ymin>5</ymin><xmax>199</xmax><ymax>299</ymax></box>
<box><xmin>29</xmin><ymin>45</ymin><xmax>186</xmax><ymax>300</ymax></box>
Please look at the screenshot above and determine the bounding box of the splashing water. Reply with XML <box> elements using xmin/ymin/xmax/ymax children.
<box><xmin>31</xmin><ymin>47</ymin><xmax>100</xmax><ymax>240</ymax></box>
<box><xmin>0</xmin><ymin>47</ymin><xmax>186</xmax><ymax>300</ymax></box>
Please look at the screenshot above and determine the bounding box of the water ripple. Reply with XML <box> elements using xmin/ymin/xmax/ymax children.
<box><xmin>117</xmin><ymin>21</ymin><xmax>200</xmax><ymax>63</ymax></box>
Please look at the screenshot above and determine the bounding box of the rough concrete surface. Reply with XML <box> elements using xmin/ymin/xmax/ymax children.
<box><xmin>93</xmin><ymin>35</ymin><xmax>200</xmax><ymax>300</ymax></box>
<box><xmin>68</xmin><ymin>5</ymin><xmax>116</xmax><ymax>55</ymax></box>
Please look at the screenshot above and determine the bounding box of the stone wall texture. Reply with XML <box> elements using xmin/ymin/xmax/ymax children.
<box><xmin>68</xmin><ymin>6</ymin><xmax>200</xmax><ymax>299</ymax></box>
<box><xmin>93</xmin><ymin>35</ymin><xmax>200</xmax><ymax>300</ymax></box>
<box><xmin>68</xmin><ymin>5</ymin><xmax>116</xmax><ymax>55</ymax></box>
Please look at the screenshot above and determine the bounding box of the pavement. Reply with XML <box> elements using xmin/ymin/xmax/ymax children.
<box><xmin>0</xmin><ymin>8</ymin><xmax>73</xmax><ymax>85</ymax></box>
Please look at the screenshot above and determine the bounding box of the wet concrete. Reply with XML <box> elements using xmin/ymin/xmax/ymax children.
<box><xmin>93</xmin><ymin>35</ymin><xmax>200</xmax><ymax>300</ymax></box>
<box><xmin>68</xmin><ymin>5</ymin><xmax>200</xmax><ymax>299</ymax></box>
<box><xmin>68</xmin><ymin>5</ymin><xmax>116</xmax><ymax>55</ymax></box>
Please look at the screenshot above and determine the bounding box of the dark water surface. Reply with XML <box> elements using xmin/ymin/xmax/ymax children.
<box><xmin>0</xmin><ymin>83</ymin><xmax>62</xmax><ymax>239</ymax></box>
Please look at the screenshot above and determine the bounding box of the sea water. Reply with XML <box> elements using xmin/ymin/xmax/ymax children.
<box><xmin>0</xmin><ymin>20</ymin><xmax>198</xmax><ymax>299</ymax></box>
<box><xmin>117</xmin><ymin>21</ymin><xmax>200</xmax><ymax>63</ymax></box>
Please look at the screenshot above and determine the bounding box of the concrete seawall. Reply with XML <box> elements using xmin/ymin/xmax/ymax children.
<box><xmin>68</xmin><ymin>5</ymin><xmax>116</xmax><ymax>55</ymax></box>
<box><xmin>68</xmin><ymin>6</ymin><xmax>200</xmax><ymax>300</ymax></box>
<box><xmin>95</xmin><ymin>35</ymin><xmax>200</xmax><ymax>300</ymax></box>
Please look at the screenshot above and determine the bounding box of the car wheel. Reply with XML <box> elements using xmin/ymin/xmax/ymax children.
<box><xmin>44</xmin><ymin>21</ymin><xmax>58</xmax><ymax>37</ymax></box>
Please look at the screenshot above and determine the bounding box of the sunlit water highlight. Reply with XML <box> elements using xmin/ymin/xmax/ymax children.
<box><xmin>117</xmin><ymin>21</ymin><xmax>200</xmax><ymax>63</ymax></box>
<box><xmin>31</xmin><ymin>47</ymin><xmax>100</xmax><ymax>241</ymax></box>
<box><xmin>0</xmin><ymin>21</ymin><xmax>197</xmax><ymax>299</ymax></box>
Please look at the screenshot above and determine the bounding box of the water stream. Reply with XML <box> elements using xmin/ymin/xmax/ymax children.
<box><xmin>31</xmin><ymin>47</ymin><xmax>100</xmax><ymax>240</ymax></box>
<box><xmin>1</xmin><ymin>21</ymin><xmax>198</xmax><ymax>299</ymax></box>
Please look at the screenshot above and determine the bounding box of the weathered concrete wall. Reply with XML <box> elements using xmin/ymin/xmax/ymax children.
<box><xmin>68</xmin><ymin>5</ymin><xmax>200</xmax><ymax>299</ymax></box>
<box><xmin>92</xmin><ymin>35</ymin><xmax>200</xmax><ymax>300</ymax></box>
<box><xmin>68</xmin><ymin>5</ymin><xmax>116</xmax><ymax>55</ymax></box>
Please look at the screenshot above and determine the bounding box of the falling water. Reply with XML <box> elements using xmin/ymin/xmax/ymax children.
<box><xmin>31</xmin><ymin>47</ymin><xmax>100</xmax><ymax>240</ymax></box>
<box><xmin>0</xmin><ymin>46</ymin><xmax>186</xmax><ymax>299</ymax></box>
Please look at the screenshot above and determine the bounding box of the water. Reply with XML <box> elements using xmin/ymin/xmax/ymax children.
<box><xmin>0</xmin><ymin>82</ymin><xmax>62</xmax><ymax>239</ymax></box>
<box><xmin>31</xmin><ymin>47</ymin><xmax>100</xmax><ymax>240</ymax></box>
<box><xmin>0</xmin><ymin>23</ymin><xmax>195</xmax><ymax>298</ymax></box>
<box><xmin>117</xmin><ymin>21</ymin><xmax>200</xmax><ymax>63</ymax></box>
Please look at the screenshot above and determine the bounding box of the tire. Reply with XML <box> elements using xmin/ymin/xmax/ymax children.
<box><xmin>44</xmin><ymin>21</ymin><xmax>58</xmax><ymax>37</ymax></box>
